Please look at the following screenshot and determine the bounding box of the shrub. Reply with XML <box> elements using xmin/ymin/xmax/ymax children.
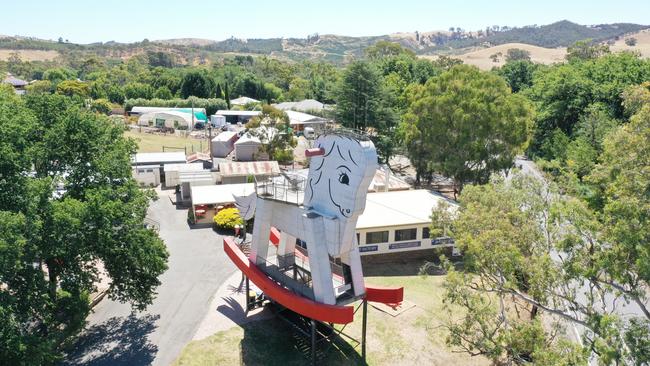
<box><xmin>187</xmin><ymin>208</ymin><xmax>195</xmax><ymax>224</ymax></box>
<box><xmin>90</xmin><ymin>98</ymin><xmax>112</xmax><ymax>115</ymax></box>
<box><xmin>214</xmin><ymin>208</ymin><xmax>243</xmax><ymax>230</ymax></box>
<box><xmin>273</xmin><ymin>149</ymin><xmax>294</xmax><ymax>164</ymax></box>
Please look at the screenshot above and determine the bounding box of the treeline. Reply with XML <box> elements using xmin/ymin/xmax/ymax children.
<box><xmin>0</xmin><ymin>50</ymin><xmax>344</xmax><ymax>107</ymax></box>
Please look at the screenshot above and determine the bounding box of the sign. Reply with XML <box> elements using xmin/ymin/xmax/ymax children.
<box><xmin>432</xmin><ymin>237</ymin><xmax>454</xmax><ymax>245</ymax></box>
<box><xmin>359</xmin><ymin>245</ymin><xmax>378</xmax><ymax>252</ymax></box>
<box><xmin>389</xmin><ymin>241</ymin><xmax>421</xmax><ymax>250</ymax></box>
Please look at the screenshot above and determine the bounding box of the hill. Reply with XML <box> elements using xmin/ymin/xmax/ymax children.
<box><xmin>610</xmin><ymin>28</ymin><xmax>650</xmax><ymax>57</ymax></box>
<box><xmin>0</xmin><ymin>20</ymin><xmax>648</xmax><ymax>64</ymax></box>
<box><xmin>423</xmin><ymin>43</ymin><xmax>567</xmax><ymax>70</ymax></box>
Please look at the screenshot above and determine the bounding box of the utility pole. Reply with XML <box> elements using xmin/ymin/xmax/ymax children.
<box><xmin>208</xmin><ymin>124</ymin><xmax>213</xmax><ymax>157</ymax></box>
<box><xmin>191</xmin><ymin>99</ymin><xmax>195</xmax><ymax>132</ymax></box>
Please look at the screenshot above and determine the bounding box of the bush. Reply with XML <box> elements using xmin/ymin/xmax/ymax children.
<box><xmin>625</xmin><ymin>37</ymin><xmax>637</xmax><ymax>46</ymax></box>
<box><xmin>214</xmin><ymin>208</ymin><xmax>243</xmax><ymax>230</ymax></box>
<box><xmin>273</xmin><ymin>149</ymin><xmax>294</xmax><ymax>164</ymax></box>
<box><xmin>90</xmin><ymin>98</ymin><xmax>112</xmax><ymax>115</ymax></box>
<box><xmin>187</xmin><ymin>208</ymin><xmax>195</xmax><ymax>224</ymax></box>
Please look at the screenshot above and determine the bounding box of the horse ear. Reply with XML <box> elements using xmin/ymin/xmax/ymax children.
<box><xmin>305</xmin><ymin>148</ymin><xmax>325</xmax><ymax>157</ymax></box>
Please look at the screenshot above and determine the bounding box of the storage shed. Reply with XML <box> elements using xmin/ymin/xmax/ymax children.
<box><xmin>211</xmin><ymin>131</ymin><xmax>239</xmax><ymax>158</ymax></box>
<box><xmin>163</xmin><ymin>163</ymin><xmax>206</xmax><ymax>187</ymax></box>
<box><xmin>137</xmin><ymin>111</ymin><xmax>196</xmax><ymax>129</ymax></box>
<box><xmin>234</xmin><ymin>133</ymin><xmax>262</xmax><ymax>161</ymax></box>
<box><xmin>131</xmin><ymin>152</ymin><xmax>187</xmax><ymax>186</ymax></box>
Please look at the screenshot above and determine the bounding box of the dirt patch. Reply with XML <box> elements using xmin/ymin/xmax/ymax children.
<box><xmin>0</xmin><ymin>49</ymin><xmax>59</xmax><ymax>61</ymax></box>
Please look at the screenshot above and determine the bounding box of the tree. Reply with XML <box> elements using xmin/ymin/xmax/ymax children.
<box><xmin>153</xmin><ymin>86</ymin><xmax>173</xmax><ymax>99</ymax></box>
<box><xmin>402</xmin><ymin>65</ymin><xmax>533</xmax><ymax>192</ymax></box>
<box><xmin>286</xmin><ymin>77</ymin><xmax>309</xmax><ymax>101</ymax></box>
<box><xmin>124</xmin><ymin>82</ymin><xmax>154</xmax><ymax>99</ymax></box>
<box><xmin>25</xmin><ymin>80</ymin><xmax>53</xmax><ymax>94</ymax></box>
<box><xmin>55</xmin><ymin>80</ymin><xmax>90</xmax><ymax>98</ymax></box>
<box><xmin>434</xmin><ymin>172</ymin><xmax>649</xmax><ymax>364</ymax></box>
<box><xmin>0</xmin><ymin>89</ymin><xmax>168</xmax><ymax>362</ymax></box>
<box><xmin>525</xmin><ymin>53</ymin><xmax>650</xmax><ymax>158</ymax></box>
<box><xmin>574</xmin><ymin>103</ymin><xmax>618</xmax><ymax>152</ymax></box>
<box><xmin>505</xmin><ymin>48</ymin><xmax>532</xmax><ymax>62</ymax></box>
<box><xmin>566</xmin><ymin>39</ymin><xmax>610</xmax><ymax>61</ymax></box>
<box><xmin>496</xmin><ymin>60</ymin><xmax>539</xmax><ymax>93</ymax></box>
<box><xmin>365</xmin><ymin>41</ymin><xmax>415</xmax><ymax>59</ymax></box>
<box><xmin>43</xmin><ymin>67</ymin><xmax>76</xmax><ymax>86</ymax></box>
<box><xmin>334</xmin><ymin>61</ymin><xmax>384</xmax><ymax>131</ymax></box>
<box><xmin>625</xmin><ymin>37</ymin><xmax>638</xmax><ymax>46</ymax></box>
<box><xmin>246</xmin><ymin>105</ymin><xmax>296</xmax><ymax>162</ymax></box>
<box><xmin>232</xmin><ymin>73</ymin><xmax>263</xmax><ymax>100</ymax></box>
<box><xmin>90</xmin><ymin>98</ymin><xmax>112</xmax><ymax>115</ymax></box>
<box><xmin>434</xmin><ymin>174</ymin><xmax>588</xmax><ymax>364</ymax></box>
<box><xmin>180</xmin><ymin>70</ymin><xmax>216</xmax><ymax>99</ymax></box>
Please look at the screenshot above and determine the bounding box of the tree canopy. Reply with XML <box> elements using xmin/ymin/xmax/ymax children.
<box><xmin>0</xmin><ymin>87</ymin><xmax>168</xmax><ymax>363</ymax></box>
<box><xmin>402</xmin><ymin>65</ymin><xmax>533</xmax><ymax>191</ymax></box>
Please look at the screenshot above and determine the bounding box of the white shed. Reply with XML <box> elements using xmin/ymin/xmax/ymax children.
<box><xmin>211</xmin><ymin>131</ymin><xmax>239</xmax><ymax>158</ymax></box>
<box><xmin>234</xmin><ymin>133</ymin><xmax>262</xmax><ymax>161</ymax></box>
<box><xmin>163</xmin><ymin>163</ymin><xmax>206</xmax><ymax>187</ymax></box>
<box><xmin>137</xmin><ymin>111</ymin><xmax>195</xmax><ymax>129</ymax></box>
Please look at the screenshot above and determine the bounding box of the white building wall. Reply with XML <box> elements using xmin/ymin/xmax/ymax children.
<box><xmin>234</xmin><ymin>144</ymin><xmax>261</xmax><ymax>161</ymax></box>
<box><xmin>132</xmin><ymin>167</ymin><xmax>161</xmax><ymax>187</ymax></box>
<box><xmin>355</xmin><ymin>224</ymin><xmax>453</xmax><ymax>255</ymax></box>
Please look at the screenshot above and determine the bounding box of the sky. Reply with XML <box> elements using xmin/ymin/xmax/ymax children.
<box><xmin>2</xmin><ymin>0</ymin><xmax>649</xmax><ymax>44</ymax></box>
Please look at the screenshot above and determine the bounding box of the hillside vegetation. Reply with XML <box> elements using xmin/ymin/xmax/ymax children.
<box><xmin>1</xmin><ymin>20</ymin><xmax>647</xmax><ymax>64</ymax></box>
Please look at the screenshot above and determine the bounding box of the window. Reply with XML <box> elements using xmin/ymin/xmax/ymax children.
<box><xmin>395</xmin><ymin>228</ymin><xmax>417</xmax><ymax>242</ymax></box>
<box><xmin>295</xmin><ymin>238</ymin><xmax>307</xmax><ymax>249</ymax></box>
<box><xmin>422</xmin><ymin>227</ymin><xmax>430</xmax><ymax>239</ymax></box>
<box><xmin>146</xmin><ymin>169</ymin><xmax>153</xmax><ymax>173</ymax></box>
<box><xmin>137</xmin><ymin>169</ymin><xmax>146</xmax><ymax>173</ymax></box>
<box><xmin>366</xmin><ymin>231</ymin><xmax>388</xmax><ymax>244</ymax></box>
<box><xmin>356</xmin><ymin>233</ymin><xmax>360</xmax><ymax>244</ymax></box>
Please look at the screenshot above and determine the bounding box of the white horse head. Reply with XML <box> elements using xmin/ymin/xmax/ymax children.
<box><xmin>304</xmin><ymin>132</ymin><xmax>377</xmax><ymax>222</ymax></box>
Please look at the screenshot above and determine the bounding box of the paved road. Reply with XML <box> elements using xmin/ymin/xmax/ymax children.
<box><xmin>64</xmin><ymin>192</ymin><xmax>237</xmax><ymax>366</ymax></box>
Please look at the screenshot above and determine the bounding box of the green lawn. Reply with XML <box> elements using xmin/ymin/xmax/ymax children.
<box><xmin>124</xmin><ymin>130</ymin><xmax>210</xmax><ymax>153</ymax></box>
<box><xmin>172</xmin><ymin>260</ymin><xmax>488</xmax><ymax>366</ymax></box>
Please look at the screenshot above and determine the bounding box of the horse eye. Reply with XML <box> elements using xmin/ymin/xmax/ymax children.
<box><xmin>338</xmin><ymin>172</ymin><xmax>349</xmax><ymax>185</ymax></box>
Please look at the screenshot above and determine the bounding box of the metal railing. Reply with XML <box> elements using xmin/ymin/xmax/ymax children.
<box><xmin>254</xmin><ymin>172</ymin><xmax>306</xmax><ymax>206</ymax></box>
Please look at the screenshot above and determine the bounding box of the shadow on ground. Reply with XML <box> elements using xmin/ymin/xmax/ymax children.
<box><xmin>239</xmin><ymin>313</ymin><xmax>365</xmax><ymax>366</ymax></box>
<box><xmin>62</xmin><ymin>314</ymin><xmax>160</xmax><ymax>366</ymax></box>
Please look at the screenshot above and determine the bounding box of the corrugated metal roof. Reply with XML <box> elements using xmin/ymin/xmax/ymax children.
<box><xmin>274</xmin><ymin>99</ymin><xmax>325</xmax><ymax>112</ymax></box>
<box><xmin>371</xmin><ymin>167</ymin><xmax>411</xmax><ymax>191</ymax></box>
<box><xmin>356</xmin><ymin>190</ymin><xmax>458</xmax><ymax>229</ymax></box>
<box><xmin>3</xmin><ymin>75</ymin><xmax>28</xmax><ymax>87</ymax></box>
<box><xmin>285</xmin><ymin>110</ymin><xmax>328</xmax><ymax>125</ymax></box>
<box><xmin>218</xmin><ymin>161</ymin><xmax>280</xmax><ymax>177</ymax></box>
<box><xmin>187</xmin><ymin>152</ymin><xmax>211</xmax><ymax>163</ymax></box>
